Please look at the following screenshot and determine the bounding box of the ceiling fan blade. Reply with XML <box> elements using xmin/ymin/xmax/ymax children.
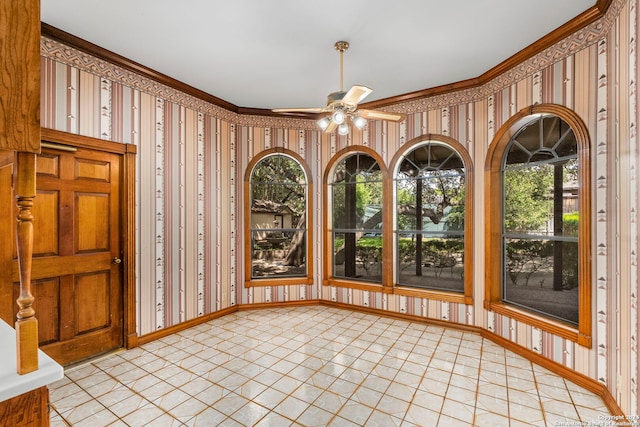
<box><xmin>324</xmin><ymin>119</ymin><xmax>337</xmax><ymax>133</ymax></box>
<box><xmin>358</xmin><ymin>109</ymin><xmax>406</xmax><ymax>122</ymax></box>
<box><xmin>342</xmin><ymin>85</ymin><xmax>373</xmax><ymax>106</ymax></box>
<box><xmin>272</xmin><ymin>107</ymin><xmax>325</xmax><ymax>113</ymax></box>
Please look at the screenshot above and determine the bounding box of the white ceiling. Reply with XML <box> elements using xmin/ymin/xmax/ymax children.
<box><xmin>41</xmin><ymin>0</ymin><xmax>595</xmax><ymax>111</ymax></box>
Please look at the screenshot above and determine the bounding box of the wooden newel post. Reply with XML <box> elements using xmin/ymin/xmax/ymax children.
<box><xmin>15</xmin><ymin>152</ymin><xmax>38</xmax><ymax>374</ymax></box>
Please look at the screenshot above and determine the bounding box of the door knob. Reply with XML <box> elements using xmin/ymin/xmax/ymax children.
<box><xmin>112</xmin><ymin>257</ymin><xmax>122</xmax><ymax>264</ymax></box>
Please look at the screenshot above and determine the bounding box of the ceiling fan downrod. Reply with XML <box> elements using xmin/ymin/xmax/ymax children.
<box><xmin>271</xmin><ymin>39</ymin><xmax>404</xmax><ymax>135</ymax></box>
<box><xmin>335</xmin><ymin>41</ymin><xmax>349</xmax><ymax>93</ymax></box>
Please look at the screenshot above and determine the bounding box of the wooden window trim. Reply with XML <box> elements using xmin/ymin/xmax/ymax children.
<box><xmin>323</xmin><ymin>146</ymin><xmax>393</xmax><ymax>289</ymax></box>
<box><xmin>322</xmin><ymin>278</ymin><xmax>392</xmax><ymax>294</ymax></box>
<box><xmin>388</xmin><ymin>134</ymin><xmax>474</xmax><ymax>304</ymax></box>
<box><xmin>484</xmin><ymin>104</ymin><xmax>592</xmax><ymax>348</ymax></box>
<box><xmin>243</xmin><ymin>148</ymin><xmax>313</xmax><ymax>288</ymax></box>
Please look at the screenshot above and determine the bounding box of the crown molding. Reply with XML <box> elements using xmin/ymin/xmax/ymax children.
<box><xmin>362</xmin><ymin>0</ymin><xmax>615</xmax><ymax>111</ymax></box>
<box><xmin>41</xmin><ymin>0</ymin><xmax>618</xmax><ymax>119</ymax></box>
<box><xmin>41</xmin><ymin>23</ymin><xmax>239</xmax><ymax>113</ymax></box>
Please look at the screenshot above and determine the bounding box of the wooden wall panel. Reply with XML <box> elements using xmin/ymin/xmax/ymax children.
<box><xmin>32</xmin><ymin>190</ymin><xmax>59</xmax><ymax>257</ymax></box>
<box><xmin>76</xmin><ymin>193</ymin><xmax>109</xmax><ymax>253</ymax></box>
<box><xmin>75</xmin><ymin>272</ymin><xmax>110</xmax><ymax>333</ymax></box>
<box><xmin>32</xmin><ymin>278</ymin><xmax>60</xmax><ymax>345</ymax></box>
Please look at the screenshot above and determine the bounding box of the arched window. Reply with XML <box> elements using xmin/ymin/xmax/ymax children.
<box><xmin>485</xmin><ymin>105</ymin><xmax>592</xmax><ymax>346</ymax></box>
<box><xmin>392</xmin><ymin>136</ymin><xmax>473</xmax><ymax>301</ymax></box>
<box><xmin>326</xmin><ymin>149</ymin><xmax>387</xmax><ymax>285</ymax></box>
<box><xmin>244</xmin><ymin>149</ymin><xmax>313</xmax><ymax>287</ymax></box>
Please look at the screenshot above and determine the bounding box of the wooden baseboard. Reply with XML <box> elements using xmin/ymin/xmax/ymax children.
<box><xmin>125</xmin><ymin>332</ymin><xmax>138</xmax><ymax>349</ymax></box>
<box><xmin>482</xmin><ymin>329</ymin><xmax>623</xmax><ymax>416</ymax></box>
<box><xmin>237</xmin><ymin>299</ymin><xmax>320</xmax><ymax>311</ymax></box>
<box><xmin>322</xmin><ymin>300</ymin><xmax>478</xmax><ymax>332</ymax></box>
<box><xmin>136</xmin><ymin>300</ymin><xmax>321</xmax><ymax>346</ymax></box>
<box><xmin>136</xmin><ymin>306</ymin><xmax>238</xmax><ymax>346</ymax></box>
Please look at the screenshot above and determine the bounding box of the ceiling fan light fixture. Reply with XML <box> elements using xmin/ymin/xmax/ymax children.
<box><xmin>274</xmin><ymin>41</ymin><xmax>405</xmax><ymax>133</ymax></box>
<box><xmin>317</xmin><ymin>117</ymin><xmax>331</xmax><ymax>131</ymax></box>
<box><xmin>352</xmin><ymin>115</ymin><xmax>367</xmax><ymax>130</ymax></box>
<box><xmin>332</xmin><ymin>109</ymin><xmax>346</xmax><ymax>125</ymax></box>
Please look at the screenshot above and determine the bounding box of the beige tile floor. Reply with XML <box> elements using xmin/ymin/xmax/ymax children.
<box><xmin>48</xmin><ymin>306</ymin><xmax>611</xmax><ymax>426</ymax></box>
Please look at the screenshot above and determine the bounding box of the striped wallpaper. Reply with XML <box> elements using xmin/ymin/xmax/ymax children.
<box><xmin>39</xmin><ymin>0</ymin><xmax>638</xmax><ymax>415</ymax></box>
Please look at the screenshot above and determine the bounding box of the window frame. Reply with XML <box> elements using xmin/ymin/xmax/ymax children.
<box><xmin>323</xmin><ymin>146</ymin><xmax>393</xmax><ymax>292</ymax></box>
<box><xmin>244</xmin><ymin>148</ymin><xmax>314</xmax><ymax>287</ymax></box>
<box><xmin>484</xmin><ymin>104</ymin><xmax>592</xmax><ymax>347</ymax></box>
<box><xmin>390</xmin><ymin>135</ymin><xmax>474</xmax><ymax>304</ymax></box>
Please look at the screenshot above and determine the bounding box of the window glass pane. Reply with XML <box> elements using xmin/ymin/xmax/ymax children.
<box><xmin>396</xmin><ymin>173</ymin><xmax>465</xmax><ymax>232</ymax></box>
<box><xmin>330</xmin><ymin>153</ymin><xmax>383</xmax><ymax>284</ymax></box>
<box><xmin>251</xmin><ymin>183</ymin><xmax>306</xmax><ymax>224</ymax></box>
<box><xmin>401</xmin><ymin>144</ymin><xmax>464</xmax><ymax>171</ymax></box>
<box><xmin>505</xmin><ymin>141</ymin><xmax>532</xmax><ymax>165</ymax></box>
<box><xmin>541</xmin><ymin>116</ymin><xmax>576</xmax><ymax>155</ymax></box>
<box><xmin>501</xmin><ymin>115</ymin><xmax>580</xmax><ymax>325</ymax></box>
<box><xmin>332</xmin><ymin>154</ymin><xmax>381</xmax><ymax>183</ymax></box>
<box><xmin>506</xmin><ymin>116</ymin><xmax>577</xmax><ymax>166</ymax></box>
<box><xmin>250</xmin><ymin>154</ymin><xmax>307</xmax><ymax>279</ymax></box>
<box><xmin>251</xmin><ymin>230</ymin><xmax>307</xmax><ymax>278</ymax></box>
<box><xmin>503</xmin><ymin>238</ymin><xmax>579</xmax><ymax>325</ymax></box>
<box><xmin>252</xmin><ymin>156</ymin><xmax>304</xmax><ymax>184</ymax></box>
<box><xmin>395</xmin><ymin>142</ymin><xmax>465</xmax><ymax>292</ymax></box>
<box><xmin>333</xmin><ymin>231</ymin><xmax>382</xmax><ymax>282</ymax></box>
<box><xmin>397</xmin><ymin>234</ymin><xmax>464</xmax><ymax>292</ymax></box>
<box><xmin>555</xmin><ymin>129</ymin><xmax>578</xmax><ymax>158</ymax></box>
<box><xmin>332</xmin><ymin>181</ymin><xmax>383</xmax><ymax>230</ymax></box>
<box><xmin>504</xmin><ymin>160</ymin><xmax>578</xmax><ymax>237</ymax></box>
<box><xmin>503</xmin><ymin>165</ymin><xmax>553</xmax><ymax>234</ymax></box>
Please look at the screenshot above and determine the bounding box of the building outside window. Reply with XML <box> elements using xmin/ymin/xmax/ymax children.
<box><xmin>248</xmin><ymin>153</ymin><xmax>308</xmax><ymax>279</ymax></box>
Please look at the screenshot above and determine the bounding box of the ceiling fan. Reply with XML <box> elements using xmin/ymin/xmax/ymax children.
<box><xmin>272</xmin><ymin>41</ymin><xmax>405</xmax><ymax>135</ymax></box>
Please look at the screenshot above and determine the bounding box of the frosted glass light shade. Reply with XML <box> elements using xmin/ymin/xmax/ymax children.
<box><xmin>332</xmin><ymin>109</ymin><xmax>346</xmax><ymax>125</ymax></box>
<box><xmin>317</xmin><ymin>117</ymin><xmax>331</xmax><ymax>130</ymax></box>
<box><xmin>352</xmin><ymin>116</ymin><xmax>366</xmax><ymax>129</ymax></box>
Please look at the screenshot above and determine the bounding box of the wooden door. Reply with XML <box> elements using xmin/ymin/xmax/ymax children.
<box><xmin>11</xmin><ymin>146</ymin><xmax>124</xmax><ymax>365</ymax></box>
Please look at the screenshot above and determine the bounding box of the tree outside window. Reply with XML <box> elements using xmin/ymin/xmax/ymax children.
<box><xmin>249</xmin><ymin>154</ymin><xmax>307</xmax><ymax>279</ymax></box>
<box><xmin>395</xmin><ymin>142</ymin><xmax>466</xmax><ymax>292</ymax></box>
<box><xmin>330</xmin><ymin>153</ymin><xmax>383</xmax><ymax>283</ymax></box>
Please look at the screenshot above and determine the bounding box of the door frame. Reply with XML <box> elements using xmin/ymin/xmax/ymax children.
<box><xmin>40</xmin><ymin>128</ymin><xmax>138</xmax><ymax>349</ymax></box>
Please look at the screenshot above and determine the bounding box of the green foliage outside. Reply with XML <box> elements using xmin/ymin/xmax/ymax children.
<box><xmin>251</xmin><ymin>155</ymin><xmax>306</xmax><ymax>219</ymax></box>
<box><xmin>395</xmin><ymin>172</ymin><xmax>465</xmax><ymax>230</ymax></box>
<box><xmin>397</xmin><ymin>237</ymin><xmax>463</xmax><ymax>274</ymax></box>
<box><xmin>333</xmin><ymin>235</ymin><xmax>381</xmax><ymax>250</ymax></box>
<box><xmin>504</xmin><ymin>165</ymin><xmax>554</xmax><ymax>233</ymax></box>
<box><xmin>446</xmin><ymin>183</ymin><xmax>465</xmax><ymax>231</ymax></box>
<box><xmin>505</xmin><ymin>212</ymin><xmax>579</xmax><ymax>288</ymax></box>
<box><xmin>332</xmin><ymin>174</ymin><xmax>382</xmax><ymax>228</ymax></box>
<box><xmin>563</xmin><ymin>212</ymin><xmax>579</xmax><ymax>236</ymax></box>
<box><xmin>503</xmin><ymin>157</ymin><xmax>579</xmax><ymax>290</ymax></box>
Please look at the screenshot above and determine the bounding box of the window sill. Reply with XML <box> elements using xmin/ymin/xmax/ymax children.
<box><xmin>322</xmin><ymin>279</ymin><xmax>472</xmax><ymax>303</ymax></box>
<box><xmin>485</xmin><ymin>301</ymin><xmax>591</xmax><ymax>348</ymax></box>
<box><xmin>245</xmin><ymin>277</ymin><xmax>314</xmax><ymax>287</ymax></box>
<box><xmin>394</xmin><ymin>286</ymin><xmax>471</xmax><ymax>304</ymax></box>
<box><xmin>323</xmin><ymin>278</ymin><xmax>392</xmax><ymax>293</ymax></box>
